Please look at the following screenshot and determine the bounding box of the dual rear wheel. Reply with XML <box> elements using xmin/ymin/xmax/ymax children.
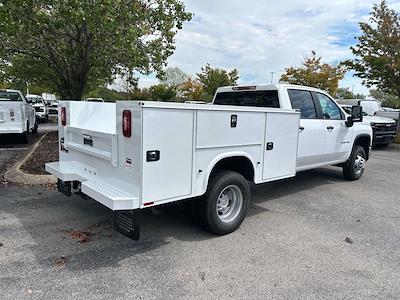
<box><xmin>198</xmin><ymin>170</ymin><xmax>250</xmax><ymax>235</ymax></box>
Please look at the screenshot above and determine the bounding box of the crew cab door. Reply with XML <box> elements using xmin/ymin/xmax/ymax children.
<box><xmin>288</xmin><ymin>89</ymin><xmax>326</xmax><ymax>169</ymax></box>
<box><xmin>314</xmin><ymin>92</ymin><xmax>352</xmax><ymax>162</ymax></box>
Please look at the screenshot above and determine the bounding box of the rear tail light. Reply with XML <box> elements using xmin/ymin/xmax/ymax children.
<box><xmin>61</xmin><ymin>107</ymin><xmax>66</xmax><ymax>126</ymax></box>
<box><xmin>122</xmin><ymin>110</ymin><xmax>132</xmax><ymax>137</ymax></box>
<box><xmin>9</xmin><ymin>109</ymin><xmax>14</xmax><ymax>117</ymax></box>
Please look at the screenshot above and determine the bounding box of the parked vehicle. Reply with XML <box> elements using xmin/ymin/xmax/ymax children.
<box><xmin>0</xmin><ymin>89</ymin><xmax>37</xmax><ymax>142</ymax></box>
<box><xmin>337</xmin><ymin>99</ymin><xmax>400</xmax><ymax>122</ymax></box>
<box><xmin>341</xmin><ymin>105</ymin><xmax>396</xmax><ymax>146</ymax></box>
<box><xmin>46</xmin><ymin>84</ymin><xmax>372</xmax><ymax>240</ymax></box>
<box><xmin>26</xmin><ymin>94</ymin><xmax>49</xmax><ymax>123</ymax></box>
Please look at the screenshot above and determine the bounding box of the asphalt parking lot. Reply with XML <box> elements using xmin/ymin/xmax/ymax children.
<box><xmin>0</xmin><ymin>145</ymin><xmax>399</xmax><ymax>299</ymax></box>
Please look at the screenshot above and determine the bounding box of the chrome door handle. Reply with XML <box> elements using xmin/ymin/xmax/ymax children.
<box><xmin>299</xmin><ymin>126</ymin><xmax>305</xmax><ymax>131</ymax></box>
<box><xmin>327</xmin><ymin>126</ymin><xmax>334</xmax><ymax>130</ymax></box>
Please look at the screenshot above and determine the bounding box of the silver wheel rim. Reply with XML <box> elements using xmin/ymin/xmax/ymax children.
<box><xmin>354</xmin><ymin>154</ymin><xmax>366</xmax><ymax>175</ymax></box>
<box><xmin>216</xmin><ymin>185</ymin><xmax>243</xmax><ymax>223</ymax></box>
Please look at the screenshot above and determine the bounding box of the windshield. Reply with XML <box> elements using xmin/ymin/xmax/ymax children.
<box><xmin>26</xmin><ymin>96</ymin><xmax>42</xmax><ymax>104</ymax></box>
<box><xmin>0</xmin><ymin>91</ymin><xmax>22</xmax><ymax>101</ymax></box>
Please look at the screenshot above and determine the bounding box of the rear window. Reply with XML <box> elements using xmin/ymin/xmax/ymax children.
<box><xmin>288</xmin><ymin>89</ymin><xmax>317</xmax><ymax>119</ymax></box>
<box><xmin>0</xmin><ymin>91</ymin><xmax>22</xmax><ymax>101</ymax></box>
<box><xmin>213</xmin><ymin>90</ymin><xmax>280</xmax><ymax>108</ymax></box>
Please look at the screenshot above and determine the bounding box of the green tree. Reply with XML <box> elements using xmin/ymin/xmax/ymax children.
<box><xmin>129</xmin><ymin>87</ymin><xmax>151</xmax><ymax>101</ymax></box>
<box><xmin>162</xmin><ymin>67</ymin><xmax>188</xmax><ymax>87</ymax></box>
<box><xmin>0</xmin><ymin>0</ymin><xmax>191</xmax><ymax>100</ymax></box>
<box><xmin>149</xmin><ymin>84</ymin><xmax>177</xmax><ymax>101</ymax></box>
<box><xmin>346</xmin><ymin>1</ymin><xmax>400</xmax><ymax>98</ymax></box>
<box><xmin>177</xmin><ymin>77</ymin><xmax>205</xmax><ymax>100</ymax></box>
<box><xmin>280</xmin><ymin>51</ymin><xmax>346</xmax><ymax>95</ymax></box>
<box><xmin>197</xmin><ymin>64</ymin><xmax>239</xmax><ymax>101</ymax></box>
<box><xmin>83</xmin><ymin>86</ymin><xmax>122</xmax><ymax>102</ymax></box>
<box><xmin>336</xmin><ymin>87</ymin><xmax>366</xmax><ymax>99</ymax></box>
<box><xmin>370</xmin><ymin>89</ymin><xmax>400</xmax><ymax>108</ymax></box>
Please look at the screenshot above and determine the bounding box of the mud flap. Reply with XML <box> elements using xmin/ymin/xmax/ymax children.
<box><xmin>114</xmin><ymin>210</ymin><xmax>141</xmax><ymax>241</ymax></box>
<box><xmin>57</xmin><ymin>179</ymin><xmax>71</xmax><ymax>196</ymax></box>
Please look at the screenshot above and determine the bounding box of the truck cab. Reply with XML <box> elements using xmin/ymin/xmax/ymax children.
<box><xmin>0</xmin><ymin>89</ymin><xmax>37</xmax><ymax>142</ymax></box>
<box><xmin>213</xmin><ymin>84</ymin><xmax>372</xmax><ymax>175</ymax></box>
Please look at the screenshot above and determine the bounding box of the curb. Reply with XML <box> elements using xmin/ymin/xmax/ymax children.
<box><xmin>4</xmin><ymin>133</ymin><xmax>57</xmax><ymax>185</ymax></box>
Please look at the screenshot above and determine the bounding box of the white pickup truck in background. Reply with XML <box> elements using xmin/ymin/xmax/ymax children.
<box><xmin>46</xmin><ymin>84</ymin><xmax>372</xmax><ymax>240</ymax></box>
<box><xmin>26</xmin><ymin>94</ymin><xmax>49</xmax><ymax>123</ymax></box>
<box><xmin>0</xmin><ymin>89</ymin><xmax>37</xmax><ymax>143</ymax></box>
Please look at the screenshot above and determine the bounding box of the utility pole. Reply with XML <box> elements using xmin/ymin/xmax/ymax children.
<box><xmin>270</xmin><ymin>72</ymin><xmax>275</xmax><ymax>84</ymax></box>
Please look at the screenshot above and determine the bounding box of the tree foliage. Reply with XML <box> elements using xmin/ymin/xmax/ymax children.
<box><xmin>370</xmin><ymin>89</ymin><xmax>400</xmax><ymax>108</ymax></box>
<box><xmin>162</xmin><ymin>67</ymin><xmax>188</xmax><ymax>87</ymax></box>
<box><xmin>346</xmin><ymin>1</ymin><xmax>400</xmax><ymax>98</ymax></box>
<box><xmin>177</xmin><ymin>77</ymin><xmax>205</xmax><ymax>100</ymax></box>
<box><xmin>149</xmin><ymin>84</ymin><xmax>176</xmax><ymax>101</ymax></box>
<box><xmin>196</xmin><ymin>64</ymin><xmax>239</xmax><ymax>101</ymax></box>
<box><xmin>280</xmin><ymin>51</ymin><xmax>346</xmax><ymax>95</ymax></box>
<box><xmin>335</xmin><ymin>87</ymin><xmax>366</xmax><ymax>99</ymax></box>
<box><xmin>0</xmin><ymin>0</ymin><xmax>191</xmax><ymax>99</ymax></box>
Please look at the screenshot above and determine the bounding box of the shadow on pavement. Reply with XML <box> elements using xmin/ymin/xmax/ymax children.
<box><xmin>0</xmin><ymin>166</ymin><xmax>346</xmax><ymax>272</ymax></box>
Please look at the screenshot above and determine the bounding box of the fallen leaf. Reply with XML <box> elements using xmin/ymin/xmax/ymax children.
<box><xmin>53</xmin><ymin>256</ymin><xmax>69</xmax><ymax>268</ymax></box>
<box><xmin>64</xmin><ymin>230</ymin><xmax>91</xmax><ymax>243</ymax></box>
<box><xmin>345</xmin><ymin>237</ymin><xmax>353</xmax><ymax>244</ymax></box>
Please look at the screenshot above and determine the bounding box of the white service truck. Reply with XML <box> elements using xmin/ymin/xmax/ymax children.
<box><xmin>0</xmin><ymin>89</ymin><xmax>37</xmax><ymax>142</ymax></box>
<box><xmin>46</xmin><ymin>84</ymin><xmax>372</xmax><ymax>240</ymax></box>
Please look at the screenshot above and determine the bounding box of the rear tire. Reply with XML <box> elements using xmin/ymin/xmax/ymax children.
<box><xmin>343</xmin><ymin>145</ymin><xmax>366</xmax><ymax>181</ymax></box>
<box><xmin>200</xmin><ymin>170</ymin><xmax>250</xmax><ymax>235</ymax></box>
<box><xmin>20</xmin><ymin>131</ymin><xmax>28</xmax><ymax>144</ymax></box>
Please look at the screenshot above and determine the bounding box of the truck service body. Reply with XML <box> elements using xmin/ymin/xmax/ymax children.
<box><xmin>46</xmin><ymin>84</ymin><xmax>372</xmax><ymax>240</ymax></box>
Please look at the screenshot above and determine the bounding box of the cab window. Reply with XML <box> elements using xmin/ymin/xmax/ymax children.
<box><xmin>288</xmin><ymin>89</ymin><xmax>317</xmax><ymax>119</ymax></box>
<box><xmin>316</xmin><ymin>93</ymin><xmax>343</xmax><ymax>120</ymax></box>
<box><xmin>213</xmin><ymin>90</ymin><xmax>280</xmax><ymax>108</ymax></box>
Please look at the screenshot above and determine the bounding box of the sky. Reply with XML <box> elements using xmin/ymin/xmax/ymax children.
<box><xmin>136</xmin><ymin>0</ymin><xmax>400</xmax><ymax>96</ymax></box>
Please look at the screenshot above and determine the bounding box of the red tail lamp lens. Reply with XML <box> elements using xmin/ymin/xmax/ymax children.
<box><xmin>61</xmin><ymin>107</ymin><xmax>66</xmax><ymax>126</ymax></box>
<box><xmin>122</xmin><ymin>110</ymin><xmax>132</xmax><ymax>137</ymax></box>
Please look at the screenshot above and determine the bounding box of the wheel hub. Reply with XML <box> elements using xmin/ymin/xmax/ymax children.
<box><xmin>216</xmin><ymin>185</ymin><xmax>243</xmax><ymax>223</ymax></box>
<box><xmin>354</xmin><ymin>154</ymin><xmax>366</xmax><ymax>175</ymax></box>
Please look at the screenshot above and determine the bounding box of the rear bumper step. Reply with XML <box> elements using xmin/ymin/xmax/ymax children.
<box><xmin>46</xmin><ymin>161</ymin><xmax>139</xmax><ymax>211</ymax></box>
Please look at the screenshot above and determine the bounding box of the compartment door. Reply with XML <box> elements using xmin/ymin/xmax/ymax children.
<box><xmin>142</xmin><ymin>108</ymin><xmax>194</xmax><ymax>203</ymax></box>
<box><xmin>262</xmin><ymin>112</ymin><xmax>299</xmax><ymax>181</ymax></box>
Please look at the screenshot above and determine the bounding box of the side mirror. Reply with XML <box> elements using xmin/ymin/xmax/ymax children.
<box><xmin>345</xmin><ymin>105</ymin><xmax>363</xmax><ymax>127</ymax></box>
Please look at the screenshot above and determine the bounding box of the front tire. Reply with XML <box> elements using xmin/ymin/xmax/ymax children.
<box><xmin>200</xmin><ymin>170</ymin><xmax>250</xmax><ymax>235</ymax></box>
<box><xmin>343</xmin><ymin>145</ymin><xmax>366</xmax><ymax>181</ymax></box>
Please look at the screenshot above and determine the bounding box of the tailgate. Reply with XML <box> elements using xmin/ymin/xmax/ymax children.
<box><xmin>64</xmin><ymin>126</ymin><xmax>118</xmax><ymax>166</ymax></box>
<box><xmin>0</xmin><ymin>102</ymin><xmax>22</xmax><ymax>124</ymax></box>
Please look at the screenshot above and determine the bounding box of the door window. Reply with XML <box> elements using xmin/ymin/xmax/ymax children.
<box><xmin>316</xmin><ymin>93</ymin><xmax>343</xmax><ymax>120</ymax></box>
<box><xmin>288</xmin><ymin>89</ymin><xmax>317</xmax><ymax>119</ymax></box>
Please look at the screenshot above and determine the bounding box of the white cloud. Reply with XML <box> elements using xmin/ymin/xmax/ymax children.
<box><xmin>136</xmin><ymin>0</ymin><xmax>400</xmax><ymax>96</ymax></box>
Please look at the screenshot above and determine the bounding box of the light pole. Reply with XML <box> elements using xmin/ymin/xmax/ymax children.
<box><xmin>270</xmin><ymin>72</ymin><xmax>275</xmax><ymax>84</ymax></box>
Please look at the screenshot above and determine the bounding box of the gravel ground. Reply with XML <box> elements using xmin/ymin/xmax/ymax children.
<box><xmin>0</xmin><ymin>146</ymin><xmax>399</xmax><ymax>299</ymax></box>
